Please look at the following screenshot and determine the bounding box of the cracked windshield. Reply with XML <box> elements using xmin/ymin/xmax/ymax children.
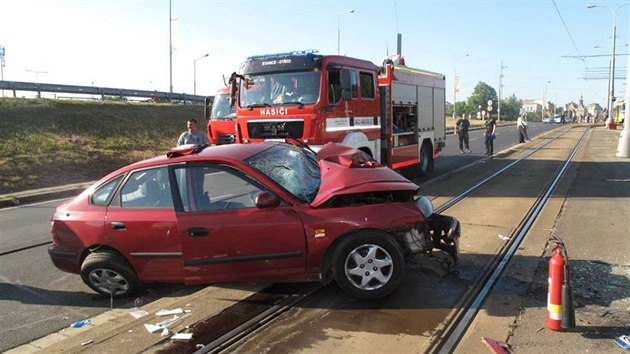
<box><xmin>246</xmin><ymin>144</ymin><xmax>320</xmax><ymax>202</ymax></box>
<box><xmin>240</xmin><ymin>71</ymin><xmax>321</xmax><ymax>107</ymax></box>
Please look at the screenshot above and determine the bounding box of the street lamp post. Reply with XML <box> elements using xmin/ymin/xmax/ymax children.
<box><xmin>337</xmin><ymin>10</ymin><xmax>355</xmax><ymax>55</ymax></box>
<box><xmin>587</xmin><ymin>2</ymin><xmax>629</xmax><ymax>119</ymax></box>
<box><xmin>169</xmin><ymin>0</ymin><xmax>173</xmax><ymax>97</ymax></box>
<box><xmin>452</xmin><ymin>53</ymin><xmax>469</xmax><ymax>120</ymax></box>
<box><xmin>542</xmin><ymin>81</ymin><xmax>551</xmax><ymax>120</ymax></box>
<box><xmin>194</xmin><ymin>53</ymin><xmax>209</xmax><ymax>96</ymax></box>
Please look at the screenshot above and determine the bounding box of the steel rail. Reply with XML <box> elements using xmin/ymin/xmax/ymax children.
<box><xmin>185</xmin><ymin>126</ymin><xmax>581</xmax><ymax>354</ymax></box>
<box><xmin>193</xmin><ymin>283</ymin><xmax>322</xmax><ymax>354</ymax></box>
<box><xmin>433</xmin><ymin>127</ymin><xmax>590</xmax><ymax>354</ymax></box>
<box><xmin>434</xmin><ymin>125</ymin><xmax>574</xmax><ymax>214</ymax></box>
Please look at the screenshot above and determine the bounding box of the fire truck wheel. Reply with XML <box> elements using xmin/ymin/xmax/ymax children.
<box><xmin>418</xmin><ymin>144</ymin><xmax>431</xmax><ymax>176</ymax></box>
<box><xmin>332</xmin><ymin>231</ymin><xmax>404</xmax><ymax>299</ymax></box>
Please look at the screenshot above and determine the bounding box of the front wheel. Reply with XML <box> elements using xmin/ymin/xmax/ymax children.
<box><xmin>80</xmin><ymin>250</ymin><xmax>140</xmax><ymax>298</ymax></box>
<box><xmin>332</xmin><ymin>231</ymin><xmax>404</xmax><ymax>300</ymax></box>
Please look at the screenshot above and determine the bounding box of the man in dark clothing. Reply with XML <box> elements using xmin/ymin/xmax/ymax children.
<box><xmin>455</xmin><ymin>113</ymin><xmax>471</xmax><ymax>153</ymax></box>
<box><xmin>484</xmin><ymin>113</ymin><xmax>497</xmax><ymax>156</ymax></box>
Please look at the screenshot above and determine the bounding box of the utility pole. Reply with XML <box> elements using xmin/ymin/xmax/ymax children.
<box><xmin>497</xmin><ymin>61</ymin><xmax>507</xmax><ymax>122</ymax></box>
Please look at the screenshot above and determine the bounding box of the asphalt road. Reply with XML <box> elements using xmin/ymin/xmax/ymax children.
<box><xmin>0</xmin><ymin>121</ymin><xmax>564</xmax><ymax>352</ymax></box>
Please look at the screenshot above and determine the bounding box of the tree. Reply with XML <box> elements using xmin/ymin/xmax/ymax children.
<box><xmin>467</xmin><ymin>82</ymin><xmax>498</xmax><ymax>119</ymax></box>
<box><xmin>499</xmin><ymin>94</ymin><xmax>522</xmax><ymax>120</ymax></box>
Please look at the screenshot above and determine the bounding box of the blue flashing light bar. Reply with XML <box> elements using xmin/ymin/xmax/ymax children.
<box><xmin>247</xmin><ymin>49</ymin><xmax>319</xmax><ymax>61</ymax></box>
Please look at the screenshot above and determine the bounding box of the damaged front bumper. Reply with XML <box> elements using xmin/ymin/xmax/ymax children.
<box><xmin>402</xmin><ymin>213</ymin><xmax>461</xmax><ymax>271</ymax></box>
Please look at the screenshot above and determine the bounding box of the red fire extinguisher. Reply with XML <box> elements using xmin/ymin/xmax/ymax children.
<box><xmin>546</xmin><ymin>235</ymin><xmax>575</xmax><ymax>331</ymax></box>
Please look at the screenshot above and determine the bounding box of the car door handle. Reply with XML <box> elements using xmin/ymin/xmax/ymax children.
<box><xmin>188</xmin><ymin>227</ymin><xmax>209</xmax><ymax>237</ymax></box>
<box><xmin>111</xmin><ymin>222</ymin><xmax>127</xmax><ymax>230</ymax></box>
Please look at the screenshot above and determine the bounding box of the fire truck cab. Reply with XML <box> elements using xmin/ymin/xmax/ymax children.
<box><xmin>205</xmin><ymin>87</ymin><xmax>237</xmax><ymax>145</ymax></box>
<box><xmin>228</xmin><ymin>50</ymin><xmax>446</xmax><ymax>175</ymax></box>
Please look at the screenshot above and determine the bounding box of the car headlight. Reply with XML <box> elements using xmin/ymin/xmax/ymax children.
<box><xmin>416</xmin><ymin>196</ymin><xmax>434</xmax><ymax>217</ymax></box>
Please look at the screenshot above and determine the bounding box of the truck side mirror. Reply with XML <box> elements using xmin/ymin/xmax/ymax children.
<box><xmin>204</xmin><ymin>96</ymin><xmax>212</xmax><ymax>120</ymax></box>
<box><xmin>228</xmin><ymin>72</ymin><xmax>238</xmax><ymax>107</ymax></box>
<box><xmin>340</xmin><ymin>69</ymin><xmax>352</xmax><ymax>101</ymax></box>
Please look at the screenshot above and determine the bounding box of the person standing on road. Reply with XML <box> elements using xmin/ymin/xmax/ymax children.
<box><xmin>455</xmin><ymin>113</ymin><xmax>471</xmax><ymax>153</ymax></box>
<box><xmin>517</xmin><ymin>114</ymin><xmax>529</xmax><ymax>143</ymax></box>
<box><xmin>177</xmin><ymin>118</ymin><xmax>210</xmax><ymax>146</ymax></box>
<box><xmin>484</xmin><ymin>113</ymin><xmax>497</xmax><ymax>156</ymax></box>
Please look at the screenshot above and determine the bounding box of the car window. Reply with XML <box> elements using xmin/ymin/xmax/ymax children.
<box><xmin>90</xmin><ymin>175</ymin><xmax>123</xmax><ymax>206</ymax></box>
<box><xmin>120</xmin><ymin>167</ymin><xmax>173</xmax><ymax>208</ymax></box>
<box><xmin>174</xmin><ymin>164</ymin><xmax>267</xmax><ymax>212</ymax></box>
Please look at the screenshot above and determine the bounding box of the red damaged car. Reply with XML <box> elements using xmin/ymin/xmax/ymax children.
<box><xmin>49</xmin><ymin>142</ymin><xmax>460</xmax><ymax>300</ymax></box>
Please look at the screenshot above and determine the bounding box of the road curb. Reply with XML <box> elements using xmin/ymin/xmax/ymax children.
<box><xmin>0</xmin><ymin>182</ymin><xmax>94</xmax><ymax>209</ymax></box>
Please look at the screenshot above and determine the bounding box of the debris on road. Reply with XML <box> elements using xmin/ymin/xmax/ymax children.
<box><xmin>128</xmin><ymin>308</ymin><xmax>149</xmax><ymax>319</ymax></box>
<box><xmin>615</xmin><ymin>335</ymin><xmax>630</xmax><ymax>351</ymax></box>
<box><xmin>70</xmin><ymin>319</ymin><xmax>91</xmax><ymax>328</ymax></box>
<box><xmin>171</xmin><ymin>333</ymin><xmax>193</xmax><ymax>340</ymax></box>
<box><xmin>156</xmin><ymin>308</ymin><xmax>189</xmax><ymax>316</ymax></box>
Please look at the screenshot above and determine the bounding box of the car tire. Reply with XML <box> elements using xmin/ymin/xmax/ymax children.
<box><xmin>418</xmin><ymin>143</ymin><xmax>431</xmax><ymax>176</ymax></box>
<box><xmin>331</xmin><ymin>231</ymin><xmax>404</xmax><ymax>300</ymax></box>
<box><xmin>80</xmin><ymin>250</ymin><xmax>140</xmax><ymax>298</ymax></box>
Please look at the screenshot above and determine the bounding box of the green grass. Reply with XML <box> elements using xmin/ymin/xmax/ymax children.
<box><xmin>0</xmin><ymin>97</ymin><xmax>203</xmax><ymax>194</ymax></box>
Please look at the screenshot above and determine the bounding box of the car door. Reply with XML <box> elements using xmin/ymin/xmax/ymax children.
<box><xmin>172</xmin><ymin>163</ymin><xmax>307</xmax><ymax>284</ymax></box>
<box><xmin>104</xmin><ymin>166</ymin><xmax>183</xmax><ymax>282</ymax></box>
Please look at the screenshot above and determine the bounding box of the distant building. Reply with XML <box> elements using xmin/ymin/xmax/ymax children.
<box><xmin>522</xmin><ymin>100</ymin><xmax>541</xmax><ymax>114</ymax></box>
<box><xmin>588</xmin><ymin>103</ymin><xmax>604</xmax><ymax>118</ymax></box>
<box><xmin>521</xmin><ymin>99</ymin><xmax>554</xmax><ymax>118</ymax></box>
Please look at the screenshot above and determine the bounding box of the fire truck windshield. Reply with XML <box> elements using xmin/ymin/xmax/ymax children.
<box><xmin>210</xmin><ymin>93</ymin><xmax>236</xmax><ymax>120</ymax></box>
<box><xmin>240</xmin><ymin>71</ymin><xmax>320</xmax><ymax>108</ymax></box>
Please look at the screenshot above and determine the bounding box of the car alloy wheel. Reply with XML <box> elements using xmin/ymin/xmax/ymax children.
<box><xmin>80</xmin><ymin>250</ymin><xmax>139</xmax><ymax>298</ymax></box>
<box><xmin>344</xmin><ymin>244</ymin><xmax>393</xmax><ymax>291</ymax></box>
<box><xmin>332</xmin><ymin>231</ymin><xmax>404</xmax><ymax>299</ymax></box>
<box><xmin>87</xmin><ymin>268</ymin><xmax>130</xmax><ymax>296</ymax></box>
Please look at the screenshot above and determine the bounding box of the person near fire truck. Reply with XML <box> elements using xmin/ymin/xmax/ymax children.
<box><xmin>484</xmin><ymin>113</ymin><xmax>497</xmax><ymax>156</ymax></box>
<box><xmin>455</xmin><ymin>113</ymin><xmax>471</xmax><ymax>153</ymax></box>
<box><xmin>177</xmin><ymin>118</ymin><xmax>209</xmax><ymax>146</ymax></box>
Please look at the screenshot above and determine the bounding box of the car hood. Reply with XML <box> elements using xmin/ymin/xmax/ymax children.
<box><xmin>310</xmin><ymin>143</ymin><xmax>419</xmax><ymax>207</ymax></box>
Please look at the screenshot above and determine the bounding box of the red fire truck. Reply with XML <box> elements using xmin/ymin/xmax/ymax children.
<box><xmin>205</xmin><ymin>87</ymin><xmax>237</xmax><ymax>145</ymax></box>
<box><xmin>219</xmin><ymin>50</ymin><xmax>446</xmax><ymax>175</ymax></box>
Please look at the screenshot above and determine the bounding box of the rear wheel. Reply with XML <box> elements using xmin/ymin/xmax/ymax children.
<box><xmin>332</xmin><ymin>231</ymin><xmax>404</xmax><ymax>299</ymax></box>
<box><xmin>80</xmin><ymin>250</ymin><xmax>140</xmax><ymax>298</ymax></box>
<box><xmin>418</xmin><ymin>143</ymin><xmax>432</xmax><ymax>176</ymax></box>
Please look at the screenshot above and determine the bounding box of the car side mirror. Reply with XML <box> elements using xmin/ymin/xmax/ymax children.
<box><xmin>254</xmin><ymin>191</ymin><xmax>280</xmax><ymax>208</ymax></box>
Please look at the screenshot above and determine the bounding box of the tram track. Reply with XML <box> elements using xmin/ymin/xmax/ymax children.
<box><xmin>153</xmin><ymin>125</ymin><xmax>589</xmax><ymax>354</ymax></box>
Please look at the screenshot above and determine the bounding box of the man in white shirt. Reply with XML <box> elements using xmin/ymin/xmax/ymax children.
<box><xmin>177</xmin><ymin>118</ymin><xmax>210</xmax><ymax>146</ymax></box>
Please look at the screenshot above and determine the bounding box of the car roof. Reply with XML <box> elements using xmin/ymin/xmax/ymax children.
<box><xmin>122</xmin><ymin>143</ymin><xmax>278</xmax><ymax>172</ymax></box>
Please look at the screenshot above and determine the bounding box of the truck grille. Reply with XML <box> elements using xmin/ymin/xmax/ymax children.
<box><xmin>247</xmin><ymin>120</ymin><xmax>304</xmax><ymax>139</ymax></box>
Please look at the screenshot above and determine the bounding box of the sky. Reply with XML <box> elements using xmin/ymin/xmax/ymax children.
<box><xmin>1</xmin><ymin>0</ymin><xmax>628</xmax><ymax>107</ymax></box>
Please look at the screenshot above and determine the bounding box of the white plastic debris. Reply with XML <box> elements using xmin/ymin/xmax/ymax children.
<box><xmin>128</xmin><ymin>308</ymin><xmax>149</xmax><ymax>319</ymax></box>
<box><xmin>80</xmin><ymin>340</ymin><xmax>93</xmax><ymax>346</ymax></box>
<box><xmin>144</xmin><ymin>315</ymin><xmax>181</xmax><ymax>334</ymax></box>
<box><xmin>144</xmin><ymin>324</ymin><xmax>162</xmax><ymax>333</ymax></box>
<box><xmin>161</xmin><ymin>328</ymin><xmax>170</xmax><ymax>337</ymax></box>
<box><xmin>498</xmin><ymin>234</ymin><xmax>510</xmax><ymax>241</ymax></box>
<box><xmin>156</xmin><ymin>308</ymin><xmax>184</xmax><ymax>316</ymax></box>
<box><xmin>171</xmin><ymin>333</ymin><xmax>193</xmax><ymax>340</ymax></box>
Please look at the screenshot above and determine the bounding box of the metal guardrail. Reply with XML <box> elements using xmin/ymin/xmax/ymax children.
<box><xmin>0</xmin><ymin>80</ymin><xmax>208</xmax><ymax>103</ymax></box>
